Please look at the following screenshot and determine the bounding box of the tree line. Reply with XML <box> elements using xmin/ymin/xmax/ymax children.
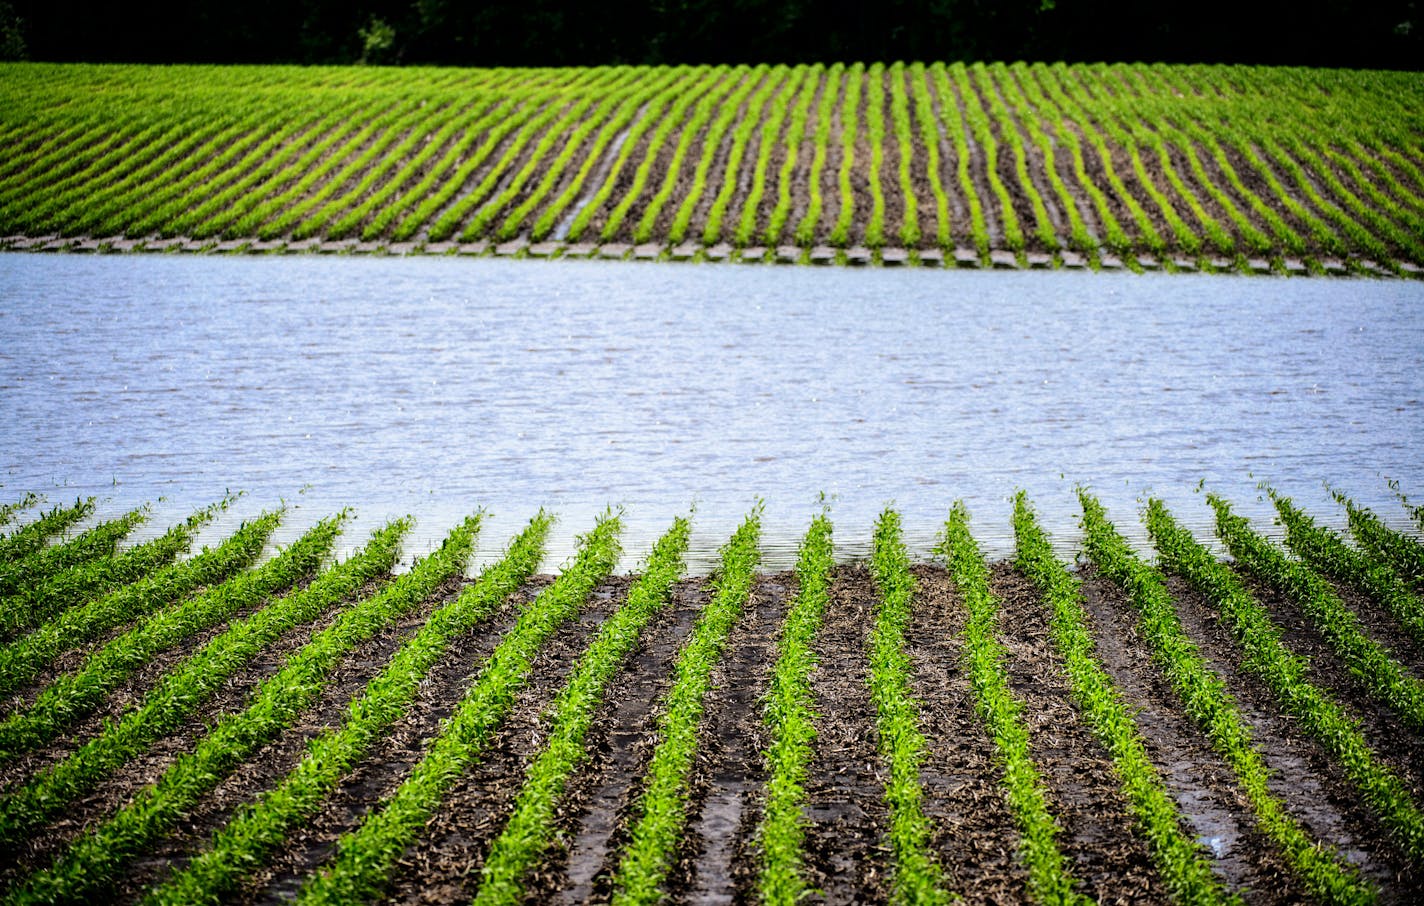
<box><xmin>4</xmin><ymin>0</ymin><xmax>1420</xmax><ymax>69</ymax></box>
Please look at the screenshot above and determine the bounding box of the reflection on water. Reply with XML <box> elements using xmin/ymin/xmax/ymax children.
<box><xmin>1</xmin><ymin>253</ymin><xmax>1421</xmax><ymax>572</ymax></box>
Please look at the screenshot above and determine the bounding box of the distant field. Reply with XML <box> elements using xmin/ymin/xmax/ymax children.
<box><xmin>1</xmin><ymin>62</ymin><xmax>1422</xmax><ymax>273</ymax></box>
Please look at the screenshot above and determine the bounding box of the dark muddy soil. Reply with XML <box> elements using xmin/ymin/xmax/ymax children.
<box><xmin>798</xmin><ymin>564</ymin><xmax>892</xmax><ymax>904</ymax></box>
<box><xmin>1163</xmin><ymin>573</ymin><xmax>1420</xmax><ymax>899</ymax></box>
<box><xmin>989</xmin><ymin>564</ymin><xmax>1170</xmax><ymax>902</ymax></box>
<box><xmin>380</xmin><ymin>577</ymin><xmax>631</xmax><ymax>905</ymax></box>
<box><xmin>1229</xmin><ymin>567</ymin><xmax>1424</xmax><ymax>799</ymax></box>
<box><xmin>668</xmin><ymin>575</ymin><xmax>787</xmax><ymax>905</ymax></box>
<box><xmin>907</xmin><ymin>565</ymin><xmax>1031</xmax><ymax>903</ymax></box>
<box><xmin>532</xmin><ymin>578</ymin><xmax>708</xmax><ymax>905</ymax></box>
<box><xmin>1078</xmin><ymin>569</ymin><xmax>1302</xmax><ymax>903</ymax></box>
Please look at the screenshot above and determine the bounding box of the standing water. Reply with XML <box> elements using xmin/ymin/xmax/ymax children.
<box><xmin>1</xmin><ymin>254</ymin><xmax>1420</xmax><ymax>570</ymax></box>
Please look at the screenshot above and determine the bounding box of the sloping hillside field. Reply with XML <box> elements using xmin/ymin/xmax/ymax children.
<box><xmin>1</xmin><ymin>62</ymin><xmax>1422</xmax><ymax>273</ymax></box>
<box><xmin>0</xmin><ymin>488</ymin><xmax>1422</xmax><ymax>905</ymax></box>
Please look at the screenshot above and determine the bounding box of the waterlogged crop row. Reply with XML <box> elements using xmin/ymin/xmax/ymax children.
<box><xmin>4</xmin><ymin>61</ymin><xmax>1417</xmax><ymax>266</ymax></box>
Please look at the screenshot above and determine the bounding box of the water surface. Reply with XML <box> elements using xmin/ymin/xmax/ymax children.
<box><xmin>2</xmin><ymin>254</ymin><xmax>1420</xmax><ymax>571</ymax></box>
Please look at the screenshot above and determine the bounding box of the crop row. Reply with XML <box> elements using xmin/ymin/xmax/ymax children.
<box><xmin>0</xmin><ymin>489</ymin><xmax>1421</xmax><ymax>903</ymax></box>
<box><xmin>2</xmin><ymin>62</ymin><xmax>1421</xmax><ymax>270</ymax></box>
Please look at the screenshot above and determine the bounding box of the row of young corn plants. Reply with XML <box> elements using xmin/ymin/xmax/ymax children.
<box><xmin>907</xmin><ymin>63</ymin><xmax>951</xmax><ymax>251</ymax></box>
<box><xmin>740</xmin><ymin>67</ymin><xmax>815</xmax><ymax>248</ymax></box>
<box><xmin>0</xmin><ymin>504</ymin><xmax>146</xmax><ymax>600</ymax></box>
<box><xmin>754</xmin><ymin>513</ymin><xmax>832</xmax><ymax>905</ymax></box>
<box><xmin>4</xmin><ymin>514</ymin><xmax>485</xmax><ymax>905</ymax></box>
<box><xmin>862</xmin><ymin>63</ymin><xmax>889</xmax><ymax>250</ymax></box>
<box><xmin>603</xmin><ymin>508</ymin><xmax>761</xmax><ymax>906</ymax></box>
<box><xmin>941</xmin><ymin>503</ymin><xmax>1087</xmax><ymax>906</ymax></box>
<box><xmin>0</xmin><ymin>508</ymin><xmax>282</xmax><ymax>698</ymax></box>
<box><xmin>1148</xmin><ymin>66</ymin><xmax>1308</xmax><ymax>259</ymax></box>
<box><xmin>464</xmin><ymin>515</ymin><xmax>692</xmax><ymax>906</ymax></box>
<box><xmin>1012</xmin><ymin>493</ymin><xmax>1238</xmax><ymax>905</ymax></box>
<box><xmin>887</xmin><ymin>63</ymin><xmax>921</xmax><ymax>250</ymax></box>
<box><xmin>864</xmin><ymin>509</ymin><xmax>953</xmax><ymax>904</ymax></box>
<box><xmin>592</xmin><ymin>69</ymin><xmax>739</xmax><ymax>243</ymax></box>
<box><xmin>0</xmin><ymin>513</ymin><xmax>346</xmax><ymax>761</ymax></box>
<box><xmin>531</xmin><ymin>69</ymin><xmax>699</xmax><ymax>242</ymax></box>
<box><xmin>710</xmin><ymin>67</ymin><xmax>802</xmax><ymax>248</ymax></box>
<box><xmin>793</xmin><ymin>63</ymin><xmax>842</xmax><ymax>247</ymax></box>
<box><xmin>1146</xmin><ymin>498</ymin><xmax>1424</xmax><ymax>865</ymax></box>
<box><xmin>0</xmin><ymin>497</ymin><xmax>94</xmax><ymax>565</ymax></box>
<box><xmin>1335</xmin><ymin>491</ymin><xmax>1424</xmax><ymax>589</ymax></box>
<box><xmin>0</xmin><ymin>519</ymin><xmax>409</xmax><ymax>846</ymax></box>
<box><xmin>1272</xmin><ymin>491</ymin><xmax>1424</xmax><ymax>647</ymax></box>
<box><xmin>1209</xmin><ymin>494</ymin><xmax>1424</xmax><ymax>730</ymax></box>
<box><xmin>973</xmin><ymin>63</ymin><xmax>1058</xmax><ymax>253</ymax></box>
<box><xmin>665</xmin><ymin>66</ymin><xmax>774</xmax><ymax>246</ymax></box>
<box><xmin>1078</xmin><ymin>491</ymin><xmax>1377</xmax><ymax>904</ymax></box>
<box><xmin>0</xmin><ymin>500</ymin><xmax>222</xmax><ymax>640</ymax></box>
<box><xmin>827</xmin><ymin>63</ymin><xmax>864</xmax><ymax>248</ymax></box>
<box><xmin>515</xmin><ymin>69</ymin><xmax>693</xmax><ymax>243</ymax></box>
<box><xmin>151</xmin><ymin>511</ymin><xmax>575</xmax><ymax>906</ymax></box>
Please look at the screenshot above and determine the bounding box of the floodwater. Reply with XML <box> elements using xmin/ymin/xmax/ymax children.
<box><xmin>1</xmin><ymin>254</ymin><xmax>1421</xmax><ymax>572</ymax></box>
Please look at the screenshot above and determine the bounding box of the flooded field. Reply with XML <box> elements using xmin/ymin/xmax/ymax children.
<box><xmin>0</xmin><ymin>253</ymin><xmax>1421</xmax><ymax>566</ymax></box>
